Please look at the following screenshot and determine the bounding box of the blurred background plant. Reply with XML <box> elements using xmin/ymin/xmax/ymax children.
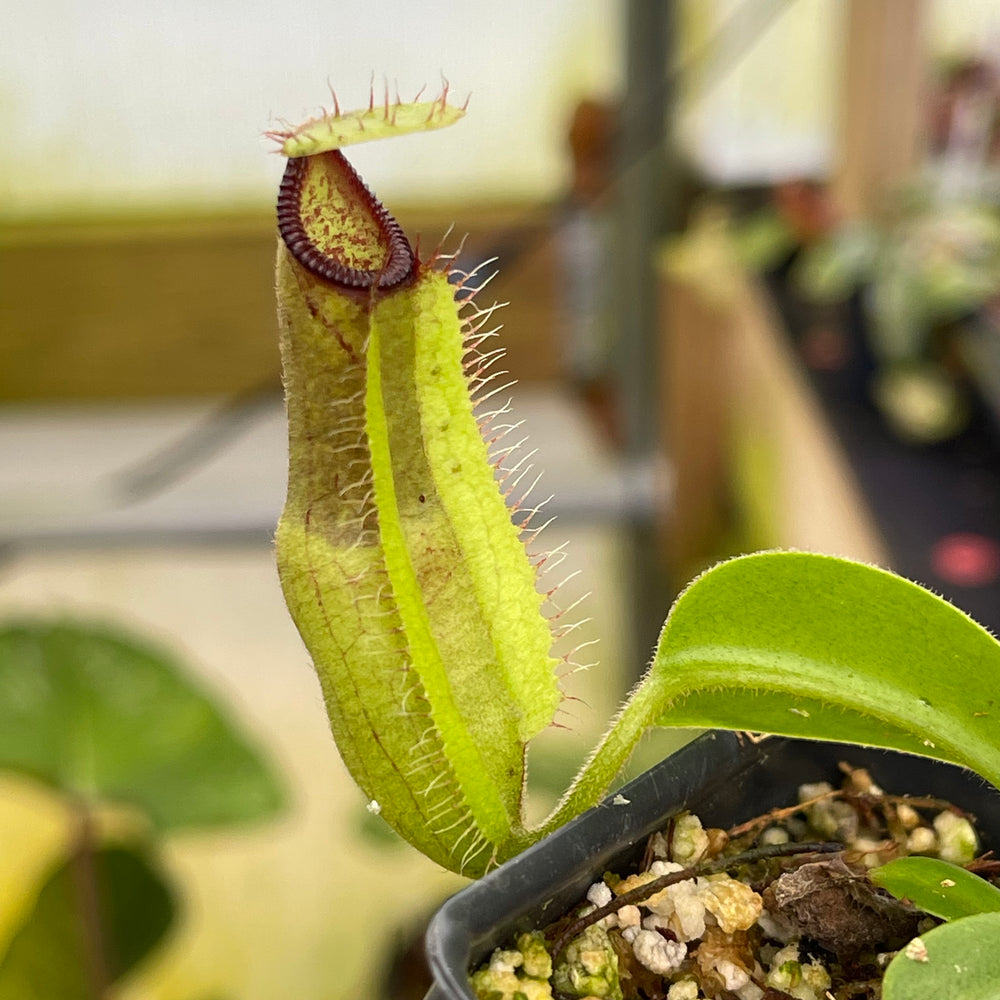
<box><xmin>806</xmin><ymin>194</ymin><xmax>1000</xmax><ymax>443</ymax></box>
<box><xmin>734</xmin><ymin>189</ymin><xmax>1000</xmax><ymax>443</ymax></box>
<box><xmin>727</xmin><ymin>50</ymin><xmax>1000</xmax><ymax>445</ymax></box>
<box><xmin>0</xmin><ymin>619</ymin><xmax>285</xmax><ymax>1000</ymax></box>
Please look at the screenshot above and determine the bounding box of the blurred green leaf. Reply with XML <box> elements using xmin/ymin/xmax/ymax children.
<box><xmin>793</xmin><ymin>225</ymin><xmax>877</xmax><ymax>302</ymax></box>
<box><xmin>0</xmin><ymin>844</ymin><xmax>174</xmax><ymax>999</ymax></box>
<box><xmin>729</xmin><ymin>208</ymin><xmax>794</xmax><ymax>270</ymax></box>
<box><xmin>0</xmin><ymin>621</ymin><xmax>285</xmax><ymax>830</ymax></box>
<box><xmin>882</xmin><ymin>913</ymin><xmax>1000</xmax><ymax>999</ymax></box>
<box><xmin>872</xmin><ymin>857</ymin><xmax>1000</xmax><ymax>922</ymax></box>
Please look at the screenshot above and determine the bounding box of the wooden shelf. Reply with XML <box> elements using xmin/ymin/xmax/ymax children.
<box><xmin>660</xmin><ymin>258</ymin><xmax>889</xmax><ymax>584</ymax></box>
<box><xmin>0</xmin><ymin>204</ymin><xmax>562</xmax><ymax>401</ymax></box>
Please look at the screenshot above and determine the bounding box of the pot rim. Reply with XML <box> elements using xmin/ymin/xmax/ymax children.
<box><xmin>425</xmin><ymin>731</ymin><xmax>1000</xmax><ymax>1000</ymax></box>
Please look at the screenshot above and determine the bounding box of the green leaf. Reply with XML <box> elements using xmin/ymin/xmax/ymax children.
<box><xmin>871</xmin><ymin>857</ymin><xmax>1000</xmax><ymax>922</ymax></box>
<box><xmin>0</xmin><ymin>621</ymin><xmax>285</xmax><ymax>830</ymax></box>
<box><xmin>0</xmin><ymin>844</ymin><xmax>174</xmax><ymax>999</ymax></box>
<box><xmin>647</xmin><ymin>552</ymin><xmax>1000</xmax><ymax>789</ymax></box>
<box><xmin>882</xmin><ymin>913</ymin><xmax>1000</xmax><ymax>999</ymax></box>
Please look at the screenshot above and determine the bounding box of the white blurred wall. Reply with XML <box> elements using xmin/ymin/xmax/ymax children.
<box><xmin>931</xmin><ymin>0</ymin><xmax>1000</xmax><ymax>58</ymax></box>
<box><xmin>0</xmin><ymin>0</ymin><xmax>622</xmax><ymax>217</ymax></box>
<box><xmin>4</xmin><ymin>0</ymin><xmax>1000</xmax><ymax>220</ymax></box>
<box><xmin>676</xmin><ymin>0</ymin><xmax>841</xmax><ymax>184</ymax></box>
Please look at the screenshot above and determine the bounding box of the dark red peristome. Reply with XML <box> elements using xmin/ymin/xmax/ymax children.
<box><xmin>277</xmin><ymin>150</ymin><xmax>416</xmax><ymax>291</ymax></box>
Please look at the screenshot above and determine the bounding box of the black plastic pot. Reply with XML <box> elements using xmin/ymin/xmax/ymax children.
<box><xmin>424</xmin><ymin>730</ymin><xmax>1000</xmax><ymax>1000</ymax></box>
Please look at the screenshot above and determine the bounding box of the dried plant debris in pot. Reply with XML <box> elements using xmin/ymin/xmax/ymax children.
<box><xmin>469</xmin><ymin>762</ymin><xmax>999</xmax><ymax>1000</ymax></box>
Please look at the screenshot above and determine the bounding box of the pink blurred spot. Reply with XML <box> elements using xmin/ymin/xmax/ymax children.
<box><xmin>931</xmin><ymin>533</ymin><xmax>1000</xmax><ymax>587</ymax></box>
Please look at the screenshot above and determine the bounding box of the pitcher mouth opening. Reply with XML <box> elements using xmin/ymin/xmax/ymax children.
<box><xmin>277</xmin><ymin>149</ymin><xmax>415</xmax><ymax>291</ymax></box>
